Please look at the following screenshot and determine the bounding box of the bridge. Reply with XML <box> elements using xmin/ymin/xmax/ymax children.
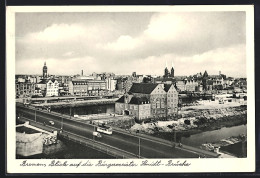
<box><xmin>16</xmin><ymin>103</ymin><xmax>220</xmax><ymax>159</ymax></box>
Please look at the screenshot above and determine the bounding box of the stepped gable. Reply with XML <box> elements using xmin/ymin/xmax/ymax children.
<box><xmin>129</xmin><ymin>83</ymin><xmax>158</xmax><ymax>94</ymax></box>
<box><xmin>129</xmin><ymin>96</ymin><xmax>149</xmax><ymax>105</ymax></box>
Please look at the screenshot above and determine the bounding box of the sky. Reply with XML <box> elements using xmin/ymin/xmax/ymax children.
<box><xmin>15</xmin><ymin>11</ymin><xmax>246</xmax><ymax>77</ymax></box>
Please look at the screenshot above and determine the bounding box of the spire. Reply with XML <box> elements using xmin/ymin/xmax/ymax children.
<box><xmin>171</xmin><ymin>61</ymin><xmax>174</xmax><ymax>68</ymax></box>
<box><xmin>44</xmin><ymin>61</ymin><xmax>46</xmax><ymax>66</ymax></box>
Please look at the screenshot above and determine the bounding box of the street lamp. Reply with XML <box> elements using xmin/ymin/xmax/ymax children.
<box><xmin>34</xmin><ymin>108</ymin><xmax>36</xmax><ymax>122</ymax></box>
<box><xmin>61</xmin><ymin>115</ymin><xmax>63</xmax><ymax>130</ymax></box>
<box><xmin>61</xmin><ymin>107</ymin><xmax>64</xmax><ymax>130</ymax></box>
<box><xmin>138</xmin><ymin>136</ymin><xmax>141</xmax><ymax>158</ymax></box>
<box><xmin>136</xmin><ymin>130</ymin><xmax>141</xmax><ymax>158</ymax></box>
<box><xmin>70</xmin><ymin>106</ymin><xmax>72</xmax><ymax>119</ymax></box>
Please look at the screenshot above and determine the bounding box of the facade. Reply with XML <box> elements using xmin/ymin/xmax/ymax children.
<box><xmin>34</xmin><ymin>87</ymin><xmax>43</xmax><ymax>97</ymax></box>
<box><xmin>87</xmin><ymin>80</ymin><xmax>106</xmax><ymax>95</ymax></box>
<box><xmin>36</xmin><ymin>79</ymin><xmax>48</xmax><ymax>96</ymax></box>
<box><xmin>46</xmin><ymin>79</ymin><xmax>59</xmax><ymax>97</ymax></box>
<box><xmin>115</xmin><ymin>95</ymin><xmax>151</xmax><ymax>120</ymax></box>
<box><xmin>176</xmin><ymin>80</ymin><xmax>197</xmax><ymax>92</ymax></box>
<box><xmin>115</xmin><ymin>83</ymin><xmax>178</xmax><ymax>120</ymax></box>
<box><xmin>68</xmin><ymin>79</ymin><xmax>106</xmax><ymax>96</ymax></box>
<box><xmin>165</xmin><ymin>84</ymin><xmax>178</xmax><ymax>115</ymax></box>
<box><xmin>68</xmin><ymin>80</ymin><xmax>88</xmax><ymax>96</ymax></box>
<box><xmin>16</xmin><ymin>81</ymin><xmax>36</xmax><ymax>98</ymax></box>
<box><xmin>106</xmin><ymin>78</ymin><xmax>117</xmax><ymax>92</ymax></box>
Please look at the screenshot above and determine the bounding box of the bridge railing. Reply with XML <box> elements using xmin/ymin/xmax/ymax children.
<box><xmin>58</xmin><ymin>131</ymin><xmax>143</xmax><ymax>159</ymax></box>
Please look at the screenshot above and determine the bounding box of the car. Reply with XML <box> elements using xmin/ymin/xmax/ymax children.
<box><xmin>93</xmin><ymin>131</ymin><xmax>102</xmax><ymax>138</ymax></box>
<box><xmin>49</xmin><ymin>121</ymin><xmax>55</xmax><ymax>125</ymax></box>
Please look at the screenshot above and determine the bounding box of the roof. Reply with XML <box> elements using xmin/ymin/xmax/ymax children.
<box><xmin>209</xmin><ymin>75</ymin><xmax>223</xmax><ymax>79</ymax></box>
<box><xmin>72</xmin><ymin>81</ymin><xmax>88</xmax><ymax>85</ymax></box>
<box><xmin>164</xmin><ymin>84</ymin><xmax>172</xmax><ymax>92</ymax></box>
<box><xmin>129</xmin><ymin>96</ymin><xmax>149</xmax><ymax>105</ymax></box>
<box><xmin>207</xmin><ymin>80</ymin><xmax>214</xmax><ymax>85</ymax></box>
<box><xmin>129</xmin><ymin>83</ymin><xmax>158</xmax><ymax>94</ymax></box>
<box><xmin>116</xmin><ymin>96</ymin><xmax>125</xmax><ymax>103</ymax></box>
<box><xmin>38</xmin><ymin>79</ymin><xmax>48</xmax><ymax>84</ymax></box>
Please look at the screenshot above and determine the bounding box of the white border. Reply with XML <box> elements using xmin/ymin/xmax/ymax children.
<box><xmin>6</xmin><ymin>5</ymin><xmax>255</xmax><ymax>173</ymax></box>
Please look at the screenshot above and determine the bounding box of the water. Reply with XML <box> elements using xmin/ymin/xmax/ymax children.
<box><xmin>17</xmin><ymin>138</ymin><xmax>115</xmax><ymax>159</ymax></box>
<box><xmin>180</xmin><ymin>124</ymin><xmax>247</xmax><ymax>146</ymax></box>
<box><xmin>52</xmin><ymin>104</ymin><xmax>115</xmax><ymax>116</ymax></box>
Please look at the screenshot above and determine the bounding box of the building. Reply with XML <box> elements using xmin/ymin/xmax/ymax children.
<box><xmin>115</xmin><ymin>83</ymin><xmax>178</xmax><ymax>120</ymax></box>
<box><xmin>68</xmin><ymin>79</ymin><xmax>106</xmax><ymax>96</ymax></box>
<box><xmin>176</xmin><ymin>79</ymin><xmax>198</xmax><ymax>92</ymax></box>
<box><xmin>87</xmin><ymin>80</ymin><xmax>107</xmax><ymax>96</ymax></box>
<box><xmin>106</xmin><ymin>77</ymin><xmax>117</xmax><ymax>92</ymax></box>
<box><xmin>46</xmin><ymin>79</ymin><xmax>59</xmax><ymax>97</ymax></box>
<box><xmin>16</xmin><ymin>81</ymin><xmax>36</xmax><ymax>98</ymax></box>
<box><xmin>164</xmin><ymin>84</ymin><xmax>178</xmax><ymax>115</ymax></box>
<box><xmin>115</xmin><ymin>95</ymin><xmax>151</xmax><ymax>120</ymax></box>
<box><xmin>36</xmin><ymin>79</ymin><xmax>48</xmax><ymax>96</ymax></box>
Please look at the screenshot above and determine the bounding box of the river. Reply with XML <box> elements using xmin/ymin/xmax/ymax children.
<box><xmin>51</xmin><ymin>104</ymin><xmax>115</xmax><ymax>116</ymax></box>
<box><xmin>180</xmin><ymin>124</ymin><xmax>247</xmax><ymax>146</ymax></box>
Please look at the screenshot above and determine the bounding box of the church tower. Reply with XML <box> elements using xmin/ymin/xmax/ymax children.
<box><xmin>43</xmin><ymin>62</ymin><xmax>48</xmax><ymax>79</ymax></box>
<box><xmin>164</xmin><ymin>61</ymin><xmax>169</xmax><ymax>78</ymax></box>
<box><xmin>202</xmin><ymin>70</ymin><xmax>208</xmax><ymax>90</ymax></box>
<box><xmin>170</xmin><ymin>61</ymin><xmax>174</xmax><ymax>78</ymax></box>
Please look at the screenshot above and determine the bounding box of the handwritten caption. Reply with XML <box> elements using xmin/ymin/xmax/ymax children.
<box><xmin>20</xmin><ymin>160</ymin><xmax>191</xmax><ymax>169</ymax></box>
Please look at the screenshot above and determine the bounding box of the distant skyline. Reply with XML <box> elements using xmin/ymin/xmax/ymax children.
<box><xmin>16</xmin><ymin>11</ymin><xmax>246</xmax><ymax>77</ymax></box>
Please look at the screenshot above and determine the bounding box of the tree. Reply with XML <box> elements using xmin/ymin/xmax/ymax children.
<box><xmin>184</xmin><ymin>120</ymin><xmax>191</xmax><ymax>125</ymax></box>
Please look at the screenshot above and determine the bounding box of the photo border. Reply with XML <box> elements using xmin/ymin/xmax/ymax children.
<box><xmin>5</xmin><ymin>3</ymin><xmax>256</xmax><ymax>175</ymax></box>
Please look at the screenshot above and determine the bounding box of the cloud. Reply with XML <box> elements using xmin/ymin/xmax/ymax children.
<box><xmin>25</xmin><ymin>23</ymin><xmax>86</xmax><ymax>43</ymax></box>
<box><xmin>97</xmin><ymin>12</ymin><xmax>245</xmax><ymax>61</ymax></box>
<box><xmin>107</xmin><ymin>43</ymin><xmax>245</xmax><ymax>77</ymax></box>
<box><xmin>15</xmin><ymin>12</ymin><xmax>246</xmax><ymax>77</ymax></box>
<box><xmin>101</xmin><ymin>35</ymin><xmax>142</xmax><ymax>51</ymax></box>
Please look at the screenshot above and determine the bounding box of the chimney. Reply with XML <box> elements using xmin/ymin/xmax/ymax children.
<box><xmin>82</xmin><ymin>70</ymin><xmax>83</xmax><ymax>76</ymax></box>
<box><xmin>219</xmin><ymin>71</ymin><xmax>221</xmax><ymax>75</ymax></box>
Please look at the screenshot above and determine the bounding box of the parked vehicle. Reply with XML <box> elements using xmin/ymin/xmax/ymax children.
<box><xmin>49</xmin><ymin>121</ymin><xmax>55</xmax><ymax>125</ymax></box>
<box><xmin>97</xmin><ymin>125</ymin><xmax>113</xmax><ymax>135</ymax></box>
<box><xmin>93</xmin><ymin>131</ymin><xmax>102</xmax><ymax>138</ymax></box>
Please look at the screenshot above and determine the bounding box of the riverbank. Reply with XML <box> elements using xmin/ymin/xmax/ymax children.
<box><xmin>129</xmin><ymin>105</ymin><xmax>246</xmax><ymax>134</ymax></box>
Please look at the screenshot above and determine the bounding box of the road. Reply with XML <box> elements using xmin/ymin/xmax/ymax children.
<box><xmin>16</xmin><ymin>104</ymin><xmax>219</xmax><ymax>158</ymax></box>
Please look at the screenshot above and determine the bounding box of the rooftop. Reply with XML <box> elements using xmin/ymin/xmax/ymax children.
<box><xmin>129</xmin><ymin>83</ymin><xmax>158</xmax><ymax>94</ymax></box>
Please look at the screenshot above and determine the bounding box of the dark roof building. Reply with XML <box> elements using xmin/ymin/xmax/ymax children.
<box><xmin>129</xmin><ymin>83</ymin><xmax>158</xmax><ymax>94</ymax></box>
<box><xmin>116</xmin><ymin>96</ymin><xmax>125</xmax><ymax>103</ymax></box>
<box><xmin>129</xmin><ymin>96</ymin><xmax>149</xmax><ymax>105</ymax></box>
<box><xmin>38</xmin><ymin>79</ymin><xmax>48</xmax><ymax>84</ymax></box>
<box><xmin>163</xmin><ymin>84</ymin><xmax>174</xmax><ymax>92</ymax></box>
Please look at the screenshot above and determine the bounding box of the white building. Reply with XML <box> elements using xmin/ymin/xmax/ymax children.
<box><xmin>106</xmin><ymin>78</ymin><xmax>117</xmax><ymax>92</ymax></box>
<box><xmin>46</xmin><ymin>79</ymin><xmax>59</xmax><ymax>97</ymax></box>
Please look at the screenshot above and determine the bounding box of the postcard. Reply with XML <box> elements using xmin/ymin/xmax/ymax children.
<box><xmin>6</xmin><ymin>5</ymin><xmax>255</xmax><ymax>173</ymax></box>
